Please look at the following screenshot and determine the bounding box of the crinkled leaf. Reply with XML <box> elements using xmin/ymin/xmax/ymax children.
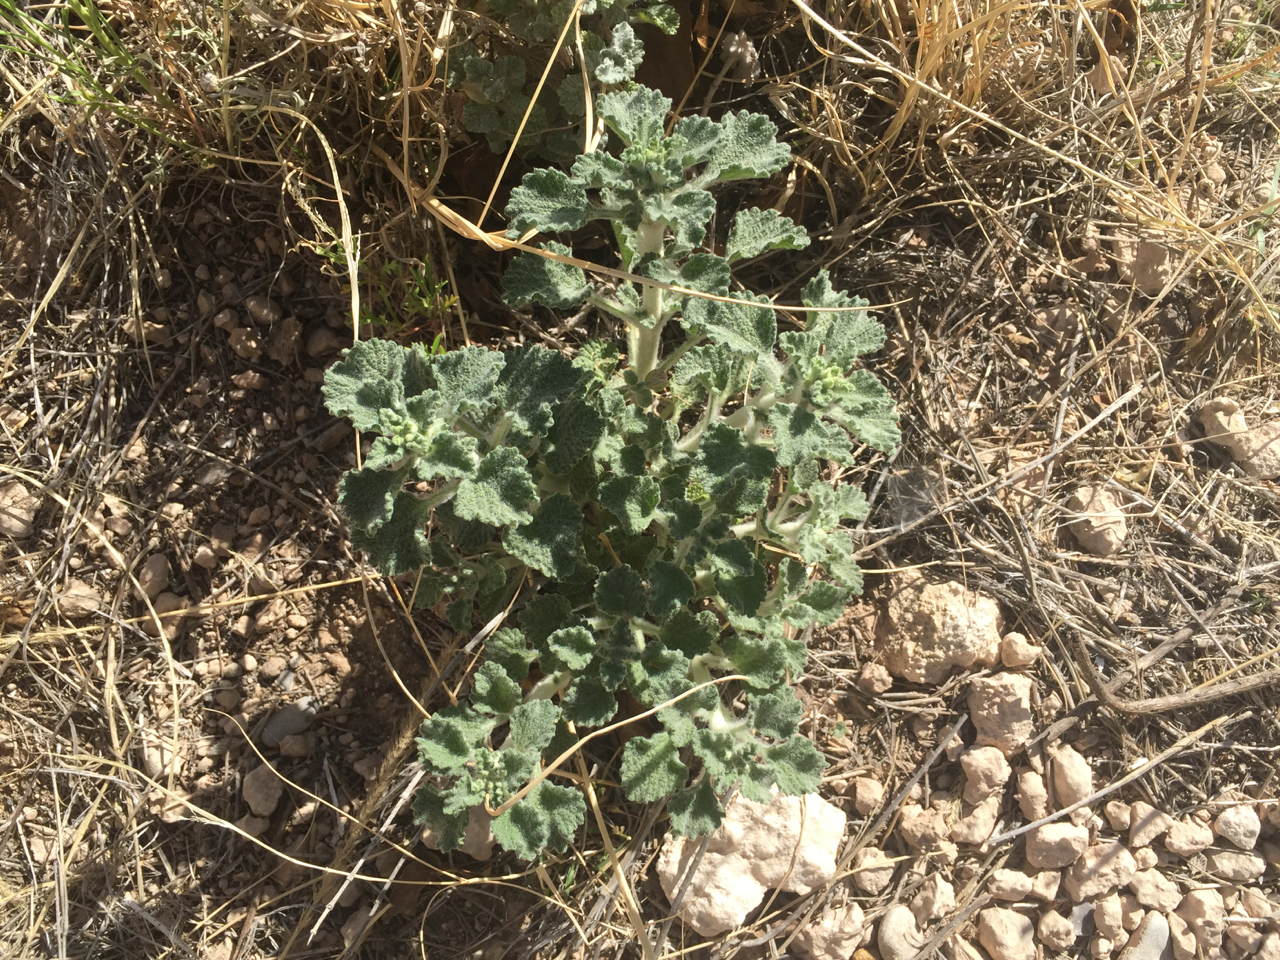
<box><xmin>665</xmin><ymin>498</ymin><xmax>703</xmax><ymax>540</ymax></box>
<box><xmin>629</xmin><ymin>641</ymin><xmax>691</xmax><ymax>708</ymax></box>
<box><xmin>322</xmin><ymin>340</ymin><xmax>405</xmax><ymax>432</ymax></box>
<box><xmin>417</xmin><ymin>705</ymin><xmax>496</xmax><ymax>775</ymax></box>
<box><xmin>749</xmin><ymin>691</ymin><xmax>803</xmax><ymax>739</ymax></box>
<box><xmin>506</xmin><ymin>168</ymin><xmax>594</xmax><ymax>236</ymax></box>
<box><xmin>647</xmin><ymin>560</ymin><xmax>695</xmax><ymax>619</ymax></box>
<box><xmin>620</xmin><ymin>732</ymin><xmax>686</xmax><ymax>802</ymax></box>
<box><xmin>635</xmin><ymin>2</ymin><xmax>680</xmax><ymax>33</ymax></box>
<box><xmin>726</xmin><ymin>208</ymin><xmax>810</xmax><ymax>263</ymax></box>
<box><xmin>595</xmin><ymin>564</ymin><xmax>647</xmax><ymax>618</ymax></box>
<box><xmin>765</xmin><ymin>736</ymin><xmax>825</xmax><ymax>795</ymax></box>
<box><xmin>509</xmin><ymin>699</ymin><xmax>561</xmax><ymax>753</ymax></box>
<box><xmin>506</xmin><ymin>494</ymin><xmax>582</xmax><ymax>578</ymax></box>
<box><xmin>721</xmin><ymin>633</ymin><xmax>787</xmax><ymax>691</ymax></box>
<box><xmin>499</xmin><ymin>345</ymin><xmax>587</xmax><ymax>440</ymax></box>
<box><xmin>413</xmin><ymin>431</ymin><xmax>482</xmax><ymax>481</ymax></box>
<box><xmin>599</xmin><ymin>475</ymin><xmax>661</xmax><ymax>534</ymax></box>
<box><xmin>561</xmin><ymin>676</ymin><xmax>617</xmax><ymax>726</ymax></box>
<box><xmin>471</xmin><ymin>661</ymin><xmax>523</xmax><ymax>716</ymax></box>
<box><xmin>454</xmin><ymin>446</ymin><xmax>537</xmax><ymax>527</ymax></box>
<box><xmin>660</xmin><ymin>608</ymin><xmax>719</xmax><ymax>658</ymax></box>
<box><xmin>446</xmin><ymin>595</ymin><xmax>474</xmax><ymax>631</ymax></box>
<box><xmin>338</xmin><ymin>465</ymin><xmax>406</xmax><ymax>533</ymax></box>
<box><xmin>667</xmin><ymin>777</ymin><xmax>723</xmax><ymax>837</ymax></box>
<box><xmin>682</xmin><ymin>289</ymin><xmax>777</xmax><ymax>356</ymax></box>
<box><xmin>598</xmin><ymin>85</ymin><xmax>670</xmax><ymax>147</ymax></box>
<box><xmin>594</xmin><ymin>22</ymin><xmax>644</xmax><ymax>84</ymax></box>
<box><xmin>545</xmin><ymin>397</ymin><xmax>606</xmax><ymax>474</ymax></box>
<box><xmin>768</xmin><ymin>403</ymin><xmax>853</xmax><ymax>467</ymax></box>
<box><xmin>711</xmin><ymin>540</ymin><xmax>767</xmax><ymax>615</ymax></box>
<box><xmin>696</xmin><ymin>423</ymin><xmax>776</xmax><ymax>499</ymax></box>
<box><xmin>491</xmin><ymin>781</ymin><xmax>585</xmax><ymax>858</ymax></box>
<box><xmin>411</xmin><ymin>784</ymin><xmax>469</xmax><ymax>852</ymax></box>
<box><xmin>429</xmin><ymin>346</ymin><xmax>508</xmax><ymax>417</ymax></box>
<box><xmin>801</xmin><ymin>270</ymin><xmax>886</xmax><ymax>365</ymax></box>
<box><xmin>672</xmin><ymin>344</ymin><xmax>750</xmax><ymax>407</ymax></box>
<box><xmin>544</xmin><ymin>625</ymin><xmax>597</xmax><ymax>672</ymax></box>
<box><xmin>350</xmin><ymin>492</ymin><xmax>434</xmax><ymax>576</ymax></box>
<box><xmin>781</xmin><ymin>581</ymin><xmax>849</xmax><ymax>627</ymax></box>
<box><xmin>504</xmin><ymin>241</ymin><xmax>591</xmax><ymax>309</ymax></box>
<box><xmin>597</xmin><ymin>619</ymin><xmax>640</xmax><ymax>690</ymax></box>
<box><xmin>831</xmin><ymin>370</ymin><xmax>901</xmax><ymax>453</ymax></box>
<box><xmin>698</xmin><ymin>110</ymin><xmax>792</xmax><ymax>184</ymax></box>
<box><xmin>520</xmin><ymin>594</ymin><xmax>575</xmax><ymax>647</ymax></box>
<box><xmin>485</xmin><ymin>627</ymin><xmax>535</xmax><ymax>682</ymax></box>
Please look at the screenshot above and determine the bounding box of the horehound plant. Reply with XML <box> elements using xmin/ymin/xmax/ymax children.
<box><xmin>322</xmin><ymin>85</ymin><xmax>900</xmax><ymax>858</ymax></box>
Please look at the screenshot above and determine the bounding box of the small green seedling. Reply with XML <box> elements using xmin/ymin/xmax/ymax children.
<box><xmin>323</xmin><ymin>85</ymin><xmax>899</xmax><ymax>859</ymax></box>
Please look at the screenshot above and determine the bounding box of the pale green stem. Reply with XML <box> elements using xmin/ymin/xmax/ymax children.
<box><xmin>628</xmin><ymin>218</ymin><xmax>668</xmax><ymax>380</ymax></box>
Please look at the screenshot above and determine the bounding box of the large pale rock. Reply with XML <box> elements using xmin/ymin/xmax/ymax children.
<box><xmin>1241</xmin><ymin>421</ymin><xmax>1280</xmax><ymax>479</ymax></box>
<box><xmin>1226</xmin><ymin>904</ymin><xmax>1263</xmax><ymax>954</ymax></box>
<box><xmin>878</xmin><ymin>571</ymin><xmax>1003</xmax><ymax>684</ymax></box>
<box><xmin>910</xmin><ymin>873</ymin><xmax>956</xmax><ymax>924</ymax></box>
<box><xmin>852</xmin><ymin>846</ymin><xmax>896</xmax><ymax>894</ymax></box>
<box><xmin>1063</xmin><ymin>843</ymin><xmax>1136</xmax><ymax>901</ymax></box>
<box><xmin>1031</xmin><ymin>870</ymin><xmax>1061</xmax><ymax>901</ymax></box>
<box><xmin>1175</xmin><ymin>890</ymin><xmax>1225</xmax><ymax>958</ymax></box>
<box><xmin>1196</xmin><ymin>398</ymin><xmax>1280</xmax><ymax>480</ymax></box>
<box><xmin>1095</xmin><ymin>894</ymin><xmax>1125</xmax><ymax>941</ymax></box>
<box><xmin>1067</xmin><ymin>485</ymin><xmax>1127</xmax><ymax>556</ymax></box>
<box><xmin>1026</xmin><ymin>822</ymin><xmax>1090</xmax><ymax>869</ymax></box>
<box><xmin>988</xmin><ymin>868</ymin><xmax>1033</xmax><ymax>901</ymax></box>
<box><xmin>1127</xmin><ymin>868</ymin><xmax>1181</xmax><ymax>912</ymax></box>
<box><xmin>242</xmin><ymin>762</ymin><xmax>284</xmax><ymax>817</ymax></box>
<box><xmin>852</xmin><ymin>777</ymin><xmax>884</xmax><ymax>815</ymax></box>
<box><xmin>1128</xmin><ymin>801</ymin><xmax>1173</xmax><ymax>847</ymax></box>
<box><xmin>1214</xmin><ymin>805</ymin><xmax>1261</xmax><ymax>850</ymax></box>
<box><xmin>1204</xmin><ymin>848</ymin><xmax>1266</xmax><ymax>881</ymax></box>
<box><xmin>1051</xmin><ymin>744</ymin><xmax>1093</xmax><ymax>809</ymax></box>
<box><xmin>901</xmin><ymin>803</ymin><xmax>951</xmax><ymax>851</ymax></box>
<box><xmin>1039</xmin><ymin>910</ymin><xmax>1079</xmax><ymax>951</ymax></box>
<box><xmin>1110</xmin><ymin>230</ymin><xmax>1173</xmax><ymax>296</ymax></box>
<box><xmin>0</xmin><ymin>480</ymin><xmax>39</xmax><ymax>538</ymax></box>
<box><xmin>1168</xmin><ymin>912</ymin><xmax>1197</xmax><ymax>960</ymax></box>
<box><xmin>962</xmin><ymin>746</ymin><xmax>1011</xmax><ymax>803</ymax></box>
<box><xmin>1018</xmin><ymin>770</ymin><xmax>1050</xmax><ymax>820</ymax></box>
<box><xmin>951</xmin><ymin>795</ymin><xmax>1001</xmax><ymax>845</ymax></box>
<box><xmin>970</xmin><ymin>673</ymin><xmax>1036</xmax><ymax>757</ymax></box>
<box><xmin>879</xmin><ymin>905</ymin><xmax>926</xmax><ymax>960</ymax></box>
<box><xmin>1165</xmin><ymin>817</ymin><xmax>1214</xmax><ymax>857</ymax></box>
<box><xmin>793</xmin><ymin>902</ymin><xmax>865</xmax><ymax>960</ymax></box>
<box><xmin>57</xmin><ymin>578</ymin><xmax>104</xmax><ymax>618</ymax></box>
<box><xmin>978</xmin><ymin>907</ymin><xmax>1036</xmax><ymax>960</ymax></box>
<box><xmin>657</xmin><ymin>792</ymin><xmax>846</xmax><ymax>936</ymax></box>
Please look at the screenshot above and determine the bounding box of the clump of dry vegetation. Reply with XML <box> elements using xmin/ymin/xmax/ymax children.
<box><xmin>1</xmin><ymin>0</ymin><xmax>1278</xmax><ymax>958</ymax></box>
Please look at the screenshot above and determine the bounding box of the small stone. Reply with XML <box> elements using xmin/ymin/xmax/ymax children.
<box><xmin>1168</xmin><ymin>912</ymin><xmax>1197</xmax><ymax>960</ymax></box>
<box><xmin>241</xmin><ymin>654</ymin><xmax>257</xmax><ymax>673</ymax></box>
<box><xmin>246</xmin><ymin>505</ymin><xmax>271</xmax><ymax>525</ymax></box>
<box><xmin>853</xmin><ymin>777</ymin><xmax>884</xmax><ymax>815</ymax></box>
<box><xmin>1165</xmin><ymin>818</ymin><xmax>1215</xmax><ymax>857</ymax></box>
<box><xmin>952</xmin><ymin>795</ymin><xmax>1002</xmax><ymax>845</ymax></box>
<box><xmin>245</xmin><ymin>295</ymin><xmax>282</xmax><ymax>325</ymax></box>
<box><xmin>242</xmin><ymin>762</ymin><xmax>284</xmax><ymax>817</ymax></box>
<box><xmin>57</xmin><ymin>579</ymin><xmax>103</xmax><ymax>618</ymax></box>
<box><xmin>902</xmin><ymin>803</ymin><xmax>951</xmax><ymax>850</ymax></box>
<box><xmin>259</xmin><ymin>656</ymin><xmax>287</xmax><ymax>680</ymax></box>
<box><xmin>1051</xmin><ymin>743</ymin><xmax>1093</xmax><ymax>809</ymax></box>
<box><xmin>795</xmin><ymin>902</ymin><xmax>866</xmax><ymax>960</ymax></box>
<box><xmin>306</xmin><ymin>326</ymin><xmax>347</xmax><ymax>357</ymax></box>
<box><xmin>341</xmin><ymin>904</ymin><xmax>371</xmax><ymax>951</ymax></box>
<box><xmin>988</xmin><ymin>868</ymin><xmax>1033</xmax><ymax>901</ymax></box>
<box><xmin>1197</xmin><ymin>397</ymin><xmax>1251</xmax><ymax>458</ymax></box>
<box><xmin>1226</xmin><ymin>906</ymin><xmax>1263</xmax><ymax>954</ymax></box>
<box><xmin>1063</xmin><ymin>843</ymin><xmax>1136</xmax><ymax>902</ymax></box>
<box><xmin>221</xmin><ymin>661</ymin><xmax>243</xmax><ymax>680</ymax></box>
<box><xmin>213</xmin><ymin>308</ymin><xmax>239</xmax><ymax>331</ymax></box>
<box><xmin>231</xmin><ymin>370</ymin><xmax>269</xmax><ymax>390</ymax></box>
<box><xmin>1000</xmin><ymin>632</ymin><xmax>1041</xmax><ymax>668</ymax></box>
<box><xmin>136</xmin><ymin>554</ymin><xmax>170</xmax><ymax>600</ymax></box>
<box><xmin>1067</xmin><ymin>485</ymin><xmax>1128</xmax><ymax>556</ymax></box>
<box><xmin>267</xmin><ymin>315</ymin><xmax>303</xmax><ymax>365</ymax></box>
<box><xmin>910</xmin><ymin>873</ymin><xmax>956</xmax><ymax>924</ymax></box>
<box><xmin>138</xmin><ymin>737</ymin><xmax>183</xmax><ymax>780</ymax></box>
<box><xmin>141</xmin><ymin>592</ymin><xmax>188</xmax><ymax>640</ymax></box>
<box><xmin>277</xmin><ymin>734</ymin><xmax>314</xmax><ymax>758</ymax></box>
<box><xmin>878</xmin><ymin>571</ymin><xmax>1003</xmax><ymax>683</ymax></box>
<box><xmin>852</xmin><ymin>847</ymin><xmax>896</xmax><ymax>894</ymax></box>
<box><xmin>1259</xmin><ymin>933</ymin><xmax>1280</xmax><ymax>960</ymax></box>
<box><xmin>1026</xmin><ymin>823</ymin><xmax>1090</xmax><ymax>869</ymax></box>
<box><xmin>978</xmin><ymin>907</ymin><xmax>1036</xmax><ymax>960</ymax></box>
<box><xmin>1106</xmin><ymin>801</ymin><xmax>1132</xmax><ymax>832</ymax></box>
<box><xmin>1132</xmin><ymin>847</ymin><xmax>1159</xmax><ymax>871</ymax></box>
<box><xmin>1129</xmin><ymin>801</ymin><xmax>1174</xmax><ymax>847</ymax></box>
<box><xmin>1241</xmin><ymin>421</ymin><xmax>1280</xmax><ymax>480</ymax></box>
<box><xmin>970</xmin><ymin>672</ymin><xmax>1036</xmax><ymax>757</ymax></box>
<box><xmin>261</xmin><ymin>697</ymin><xmax>317</xmax><ymax>748</ymax></box>
<box><xmin>235</xmin><ymin>814</ymin><xmax>270</xmax><ymax>839</ymax></box>
<box><xmin>228</xmin><ymin>327</ymin><xmax>263</xmax><ymax>360</ymax></box>
<box><xmin>1031</xmin><ymin>870</ymin><xmax>1061</xmax><ymax>901</ymax></box>
<box><xmin>214</xmin><ymin>688</ymin><xmax>241</xmax><ymax>710</ymax></box>
<box><xmin>1206</xmin><ymin>849</ymin><xmax>1266</xmax><ymax>882</ymax></box>
<box><xmin>1018</xmin><ymin>770</ymin><xmax>1050</xmax><ymax>821</ymax></box>
<box><xmin>1090</xmin><ymin>937</ymin><xmax>1115</xmax><ymax>959</ymax></box>
<box><xmin>962</xmin><ymin>746</ymin><xmax>1012</xmax><ymax>803</ymax></box>
<box><xmin>879</xmin><ymin>905</ymin><xmax>926</xmax><ymax>960</ymax></box>
<box><xmin>1176</xmin><ymin>889</ymin><xmax>1226</xmax><ymax>958</ymax></box>
<box><xmin>325</xmin><ymin>651</ymin><xmax>351</xmax><ymax>678</ymax></box>
<box><xmin>1039</xmin><ymin>911</ymin><xmax>1079</xmax><ymax>952</ymax></box>
<box><xmin>1095</xmin><ymin>894</ymin><xmax>1125</xmax><ymax>941</ymax></box>
<box><xmin>857</xmin><ymin>662</ymin><xmax>892</xmax><ymax>695</ymax></box>
<box><xmin>1119</xmin><ymin>894</ymin><xmax>1145</xmax><ymax>932</ymax></box>
<box><xmin>1240</xmin><ymin>888</ymin><xmax>1276</xmax><ymax>920</ymax></box>
<box><xmin>193</xmin><ymin>545</ymin><xmax>218</xmax><ymax>569</ymax></box>
<box><xmin>0</xmin><ymin>481</ymin><xmax>40</xmax><ymax>537</ymax></box>
<box><xmin>1215</xmin><ymin>806</ymin><xmax>1262</xmax><ymax>851</ymax></box>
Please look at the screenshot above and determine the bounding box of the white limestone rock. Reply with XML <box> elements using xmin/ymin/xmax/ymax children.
<box><xmin>970</xmin><ymin>672</ymin><xmax>1036</xmax><ymax>757</ymax></box>
<box><xmin>1117</xmin><ymin>911</ymin><xmax>1169</xmax><ymax>960</ymax></box>
<box><xmin>951</xmin><ymin>795</ymin><xmax>1001</xmax><ymax>846</ymax></box>
<box><xmin>1001</xmin><ymin>632</ymin><xmax>1042</xmax><ymax>668</ymax></box>
<box><xmin>878</xmin><ymin>571</ymin><xmax>1003</xmax><ymax>684</ymax></box>
<box><xmin>1067</xmin><ymin>485</ymin><xmax>1128</xmax><ymax>557</ymax></box>
<box><xmin>1165</xmin><ymin>817</ymin><xmax>1215</xmax><ymax>857</ymax></box>
<box><xmin>962</xmin><ymin>746</ymin><xmax>1012</xmax><ymax>803</ymax></box>
<box><xmin>1026</xmin><ymin>822</ymin><xmax>1090</xmax><ymax>869</ymax></box>
<box><xmin>901</xmin><ymin>803</ymin><xmax>951</xmax><ymax>852</ymax></box>
<box><xmin>879</xmin><ymin>905</ymin><xmax>926</xmax><ymax>960</ymax></box>
<box><xmin>1063</xmin><ymin>843</ymin><xmax>1137</xmax><ymax>901</ymax></box>
<box><xmin>979</xmin><ymin>907</ymin><xmax>1036</xmax><ymax>960</ymax></box>
<box><xmin>657</xmin><ymin>791</ymin><xmax>846</xmax><ymax>936</ymax></box>
<box><xmin>988</xmin><ymin>868</ymin><xmax>1034</xmax><ymax>901</ymax></box>
<box><xmin>1214</xmin><ymin>805</ymin><xmax>1262</xmax><ymax>851</ymax></box>
<box><xmin>242</xmin><ymin>762</ymin><xmax>284</xmax><ymax>817</ymax></box>
<box><xmin>1095</xmin><ymin>894</ymin><xmax>1126</xmax><ymax>942</ymax></box>
<box><xmin>793</xmin><ymin>902</ymin><xmax>866</xmax><ymax>960</ymax></box>
<box><xmin>1105</xmin><ymin>801</ymin><xmax>1132</xmax><ymax>832</ymax></box>
<box><xmin>1018</xmin><ymin>770</ymin><xmax>1050</xmax><ymax>821</ymax></box>
<box><xmin>1031</xmin><ymin>870</ymin><xmax>1062</xmax><ymax>902</ymax></box>
<box><xmin>1051</xmin><ymin>743</ymin><xmax>1093</xmax><ymax>809</ymax></box>
<box><xmin>1039</xmin><ymin>910</ymin><xmax>1078</xmax><ymax>952</ymax></box>
<box><xmin>1128</xmin><ymin>800</ymin><xmax>1174</xmax><ymax>847</ymax></box>
<box><xmin>1205</xmin><ymin>849</ymin><xmax>1266</xmax><ymax>882</ymax></box>
<box><xmin>853</xmin><ymin>846</ymin><xmax>897</xmax><ymax>894</ymax></box>
<box><xmin>1175</xmin><ymin>889</ymin><xmax>1226</xmax><ymax>959</ymax></box>
<box><xmin>910</xmin><ymin>873</ymin><xmax>956</xmax><ymax>924</ymax></box>
<box><xmin>1127</xmin><ymin>867</ymin><xmax>1181</xmax><ymax>912</ymax></box>
<box><xmin>852</xmin><ymin>777</ymin><xmax>884</xmax><ymax>815</ymax></box>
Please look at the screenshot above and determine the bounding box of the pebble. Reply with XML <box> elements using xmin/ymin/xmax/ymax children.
<box><xmin>1068</xmin><ymin>484</ymin><xmax>1128</xmax><ymax>556</ymax></box>
<box><xmin>1063</xmin><ymin>843</ymin><xmax>1136</xmax><ymax>901</ymax></box>
<box><xmin>0</xmin><ymin>481</ymin><xmax>39</xmax><ymax>538</ymax></box>
<box><xmin>1214</xmin><ymin>805</ymin><xmax>1262</xmax><ymax>851</ymax></box>
<box><xmin>1026</xmin><ymin>822</ymin><xmax>1090</xmax><ymax>869</ymax></box>
<box><xmin>1018</xmin><ymin>770</ymin><xmax>1050</xmax><ymax>820</ymax></box>
<box><xmin>231</xmin><ymin>370</ymin><xmax>269</xmax><ymax>390</ymax></box>
<box><xmin>852</xmin><ymin>777</ymin><xmax>884</xmax><ymax>815</ymax></box>
<box><xmin>1106</xmin><ymin>801</ymin><xmax>1132</xmax><ymax>832</ymax></box>
<box><xmin>978</xmin><ymin>907</ymin><xmax>1036</xmax><ymax>960</ymax></box>
<box><xmin>1038</xmin><ymin>911</ymin><xmax>1078</xmax><ymax>952</ymax></box>
<box><xmin>1205</xmin><ymin>849</ymin><xmax>1266</xmax><ymax>881</ymax></box>
<box><xmin>1000</xmin><ymin>632</ymin><xmax>1041</xmax><ymax>668</ymax></box>
<box><xmin>277</xmin><ymin>733</ymin><xmax>314</xmax><ymax>758</ymax></box>
<box><xmin>1128</xmin><ymin>800</ymin><xmax>1174</xmax><ymax>847</ymax></box>
<box><xmin>1051</xmin><ymin>743</ymin><xmax>1093</xmax><ymax>809</ymax></box>
<box><xmin>852</xmin><ymin>847</ymin><xmax>895</xmax><ymax>894</ymax></box>
<box><xmin>259</xmin><ymin>655</ymin><xmax>287</xmax><ymax>680</ymax></box>
<box><xmin>961</xmin><ymin>746</ymin><xmax>1011</xmax><ymax>803</ymax></box>
<box><xmin>857</xmin><ymin>662</ymin><xmax>893</xmax><ymax>695</ymax></box>
<box><xmin>1030</xmin><ymin>870</ymin><xmax>1061</xmax><ymax>901</ymax></box>
<box><xmin>228</xmin><ymin>328</ymin><xmax>262</xmax><ymax>360</ymax></box>
<box><xmin>245</xmin><ymin>295</ymin><xmax>282</xmax><ymax>325</ymax></box>
<box><xmin>235</xmin><ymin>814</ymin><xmax>270</xmax><ymax>839</ymax></box>
<box><xmin>969</xmin><ymin>672</ymin><xmax>1036</xmax><ymax>757</ymax></box>
<box><xmin>261</xmin><ymin>696</ymin><xmax>317</xmax><ymax>748</ymax></box>
<box><xmin>988</xmin><ymin>868</ymin><xmax>1033</xmax><ymax>900</ymax></box>
<box><xmin>241</xmin><ymin>654</ymin><xmax>257</xmax><ymax>673</ymax></box>
<box><xmin>242</xmin><ymin>762</ymin><xmax>284</xmax><ymax>817</ymax></box>
<box><xmin>58</xmin><ymin>578</ymin><xmax>104</xmax><ymax>618</ymax></box>
<box><xmin>1165</xmin><ymin>818</ymin><xmax>1214</xmax><ymax>857</ymax></box>
<box><xmin>909</xmin><ymin>874</ymin><xmax>955</xmax><ymax>924</ymax></box>
<box><xmin>136</xmin><ymin>553</ymin><xmax>170</xmax><ymax>600</ymax></box>
<box><xmin>306</xmin><ymin>327</ymin><xmax>346</xmax><ymax>357</ymax></box>
<box><xmin>1176</xmin><ymin>889</ymin><xmax>1225</xmax><ymax>957</ymax></box>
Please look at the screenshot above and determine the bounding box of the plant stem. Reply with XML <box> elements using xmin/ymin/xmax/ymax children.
<box><xmin>628</xmin><ymin>218</ymin><xmax>668</xmax><ymax>380</ymax></box>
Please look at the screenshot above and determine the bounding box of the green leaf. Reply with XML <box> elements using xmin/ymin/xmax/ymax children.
<box><xmin>411</xmin><ymin>785</ymin><xmax>470</xmax><ymax>852</ymax></box>
<box><xmin>446</xmin><ymin>595</ymin><xmax>474</xmax><ymax>631</ymax></box>
<box><xmin>428</xmin><ymin>346</ymin><xmax>508</xmax><ymax>417</ymax></box>
<box><xmin>594</xmin><ymin>564</ymin><xmax>647</xmax><ymax>618</ymax></box>
<box><xmin>561</xmin><ymin>676</ymin><xmax>618</xmax><ymax>726</ymax></box>
<box><xmin>801</xmin><ymin>270</ymin><xmax>886</xmax><ymax>365</ymax></box>
<box><xmin>544</xmin><ymin>625</ymin><xmax>597</xmax><ymax>672</ymax></box>
<box><xmin>620</xmin><ymin>732</ymin><xmax>686</xmax><ymax>802</ymax></box>
<box><xmin>782</xmin><ymin>581</ymin><xmax>849</xmax><ymax>627</ymax></box>
<box><xmin>698</xmin><ymin>110</ymin><xmax>792</xmax><ymax>184</ymax></box>
<box><xmin>682</xmin><ymin>290</ymin><xmax>777</xmax><ymax>356</ymax></box>
<box><xmin>454</xmin><ymin>446</ymin><xmax>538</xmax><ymax>527</ymax></box>
<box><xmin>499</xmin><ymin>345</ymin><xmax>587</xmax><ymax>440</ymax></box>
<box><xmin>485</xmin><ymin>627</ymin><xmax>535</xmax><ymax>682</ymax></box>
<box><xmin>696</xmin><ymin>423</ymin><xmax>776</xmax><ymax>500</ymax></box>
<box><xmin>599</xmin><ymin>475</ymin><xmax>661</xmax><ymax>534</ymax></box>
<box><xmin>471</xmin><ymin>661</ymin><xmax>523</xmax><ymax>716</ymax></box>
<box><xmin>506</xmin><ymin>168</ymin><xmax>594</xmax><ymax>236</ymax></box>
<box><xmin>598</xmin><ymin>85</ymin><xmax>670</xmax><ymax>147</ymax></box>
<box><xmin>594</xmin><ymin>22</ymin><xmax>644</xmax><ymax>84</ymax></box>
<box><xmin>492</xmin><ymin>781</ymin><xmax>585</xmax><ymax>858</ymax></box>
<box><xmin>509</xmin><ymin>699</ymin><xmax>561</xmax><ymax>753</ymax></box>
<box><xmin>630</xmin><ymin>641</ymin><xmax>692</xmax><ymax>708</ymax></box>
<box><xmin>830</xmin><ymin>370</ymin><xmax>901</xmax><ymax>453</ymax></box>
<box><xmin>417</xmin><ymin>706</ymin><xmax>496</xmax><ymax>775</ymax></box>
<box><xmin>726</xmin><ymin>208</ymin><xmax>810</xmax><ymax>263</ymax></box>
<box><xmin>647</xmin><ymin>560</ymin><xmax>695</xmax><ymax>619</ymax></box>
<box><xmin>668</xmin><ymin>777</ymin><xmax>723</xmax><ymax>837</ymax></box>
<box><xmin>506</xmin><ymin>494</ymin><xmax>582</xmax><ymax>578</ymax></box>
<box><xmin>768</xmin><ymin>403</ymin><xmax>854</xmax><ymax>467</ymax></box>
<box><xmin>504</xmin><ymin>241</ymin><xmax>590</xmax><ymax>310</ymax></box>
<box><xmin>721</xmin><ymin>633</ymin><xmax>787</xmax><ymax>691</ymax></box>
<box><xmin>712</xmin><ymin>540</ymin><xmax>768</xmax><ymax>615</ymax></box>
<box><xmin>322</xmin><ymin>340</ymin><xmax>405</xmax><ymax>432</ymax></box>
<box><xmin>520</xmin><ymin>594</ymin><xmax>576</xmax><ymax>648</ymax></box>
<box><xmin>660</xmin><ymin>608</ymin><xmax>719</xmax><ymax>658</ymax></box>
<box><xmin>766</xmin><ymin>736</ymin><xmax>825</xmax><ymax>795</ymax></box>
<box><xmin>636</xmin><ymin>2</ymin><xmax>680</xmax><ymax>33</ymax></box>
<box><xmin>350</xmin><ymin>492</ymin><xmax>434</xmax><ymax>576</ymax></box>
<box><xmin>545</xmin><ymin>396</ymin><xmax>606</xmax><ymax>474</ymax></box>
<box><xmin>749</xmin><ymin>691</ymin><xmax>803</xmax><ymax>739</ymax></box>
<box><xmin>413</xmin><ymin>431</ymin><xmax>482</xmax><ymax>481</ymax></box>
<box><xmin>338</xmin><ymin>465</ymin><xmax>406</xmax><ymax>533</ymax></box>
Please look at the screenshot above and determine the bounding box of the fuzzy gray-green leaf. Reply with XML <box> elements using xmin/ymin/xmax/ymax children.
<box><xmin>454</xmin><ymin>446</ymin><xmax>537</xmax><ymax>527</ymax></box>
<box><xmin>726</xmin><ymin>208</ymin><xmax>810</xmax><ymax>263</ymax></box>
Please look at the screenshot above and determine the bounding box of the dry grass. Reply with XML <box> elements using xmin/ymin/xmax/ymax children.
<box><xmin>1</xmin><ymin>0</ymin><xmax>1279</xmax><ymax>958</ymax></box>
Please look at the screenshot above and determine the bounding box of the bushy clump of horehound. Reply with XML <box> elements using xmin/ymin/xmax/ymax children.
<box><xmin>323</xmin><ymin>84</ymin><xmax>900</xmax><ymax>858</ymax></box>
